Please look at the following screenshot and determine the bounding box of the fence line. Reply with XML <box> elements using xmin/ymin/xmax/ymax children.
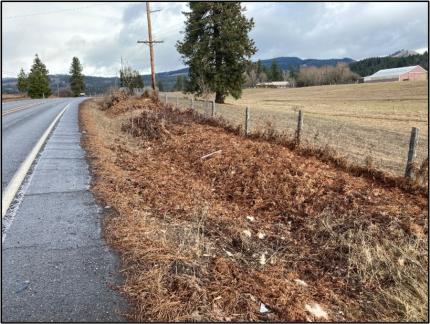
<box><xmin>158</xmin><ymin>92</ymin><xmax>428</xmax><ymax>179</ymax></box>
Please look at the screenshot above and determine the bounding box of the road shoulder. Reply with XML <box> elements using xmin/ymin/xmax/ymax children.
<box><xmin>1</xmin><ymin>100</ymin><xmax>128</xmax><ymax>322</ymax></box>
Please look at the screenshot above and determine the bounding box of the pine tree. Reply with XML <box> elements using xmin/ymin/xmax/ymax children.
<box><xmin>17</xmin><ymin>68</ymin><xmax>28</xmax><ymax>93</ymax></box>
<box><xmin>176</xmin><ymin>2</ymin><xmax>256</xmax><ymax>103</ymax></box>
<box><xmin>269</xmin><ymin>60</ymin><xmax>283</xmax><ymax>81</ymax></box>
<box><xmin>157</xmin><ymin>80</ymin><xmax>165</xmax><ymax>92</ymax></box>
<box><xmin>27</xmin><ymin>54</ymin><xmax>51</xmax><ymax>98</ymax></box>
<box><xmin>69</xmin><ymin>57</ymin><xmax>85</xmax><ymax>96</ymax></box>
<box><xmin>133</xmin><ymin>72</ymin><xmax>144</xmax><ymax>89</ymax></box>
<box><xmin>174</xmin><ymin>75</ymin><xmax>187</xmax><ymax>92</ymax></box>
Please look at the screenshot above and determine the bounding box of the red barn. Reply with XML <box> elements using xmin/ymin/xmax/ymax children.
<box><xmin>364</xmin><ymin>65</ymin><xmax>428</xmax><ymax>83</ymax></box>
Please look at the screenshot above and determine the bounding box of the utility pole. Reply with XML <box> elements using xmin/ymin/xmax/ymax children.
<box><xmin>137</xmin><ymin>2</ymin><xmax>163</xmax><ymax>91</ymax></box>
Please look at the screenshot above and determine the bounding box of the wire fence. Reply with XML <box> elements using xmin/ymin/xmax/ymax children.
<box><xmin>160</xmin><ymin>92</ymin><xmax>428</xmax><ymax>178</ymax></box>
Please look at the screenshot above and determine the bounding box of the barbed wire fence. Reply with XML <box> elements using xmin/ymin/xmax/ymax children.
<box><xmin>159</xmin><ymin>92</ymin><xmax>428</xmax><ymax>179</ymax></box>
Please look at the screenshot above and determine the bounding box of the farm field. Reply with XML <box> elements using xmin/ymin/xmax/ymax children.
<box><xmin>169</xmin><ymin>80</ymin><xmax>428</xmax><ymax>176</ymax></box>
<box><xmin>79</xmin><ymin>94</ymin><xmax>428</xmax><ymax>322</ymax></box>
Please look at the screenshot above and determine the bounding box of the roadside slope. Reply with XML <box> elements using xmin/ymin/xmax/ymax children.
<box><xmin>80</xmin><ymin>96</ymin><xmax>428</xmax><ymax>322</ymax></box>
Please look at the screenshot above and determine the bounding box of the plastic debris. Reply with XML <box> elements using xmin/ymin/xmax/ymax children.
<box><xmin>260</xmin><ymin>303</ymin><xmax>269</xmax><ymax>313</ymax></box>
<box><xmin>294</xmin><ymin>279</ymin><xmax>308</xmax><ymax>287</ymax></box>
<box><xmin>259</xmin><ymin>252</ymin><xmax>267</xmax><ymax>265</ymax></box>
<box><xmin>305</xmin><ymin>303</ymin><xmax>328</xmax><ymax>319</ymax></box>
<box><xmin>242</xmin><ymin>229</ymin><xmax>252</xmax><ymax>237</ymax></box>
<box><xmin>246</xmin><ymin>216</ymin><xmax>255</xmax><ymax>222</ymax></box>
<box><xmin>257</xmin><ymin>232</ymin><xmax>265</xmax><ymax>239</ymax></box>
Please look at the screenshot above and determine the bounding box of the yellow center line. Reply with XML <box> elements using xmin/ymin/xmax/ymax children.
<box><xmin>2</xmin><ymin>101</ymin><xmax>43</xmax><ymax>116</ymax></box>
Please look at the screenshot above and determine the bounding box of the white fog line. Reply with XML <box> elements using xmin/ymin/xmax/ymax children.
<box><xmin>1</xmin><ymin>104</ymin><xmax>70</xmax><ymax>218</ymax></box>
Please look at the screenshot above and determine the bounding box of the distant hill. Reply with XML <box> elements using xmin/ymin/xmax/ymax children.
<box><xmin>350</xmin><ymin>51</ymin><xmax>428</xmax><ymax>77</ymax></box>
<box><xmin>1</xmin><ymin>56</ymin><xmax>355</xmax><ymax>94</ymax></box>
<box><xmin>389</xmin><ymin>49</ymin><xmax>419</xmax><ymax>58</ymax></box>
<box><xmin>258</xmin><ymin>56</ymin><xmax>354</xmax><ymax>70</ymax></box>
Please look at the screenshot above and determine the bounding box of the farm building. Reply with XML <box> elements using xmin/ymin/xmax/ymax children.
<box><xmin>363</xmin><ymin>65</ymin><xmax>428</xmax><ymax>83</ymax></box>
<box><xmin>256</xmin><ymin>81</ymin><xmax>290</xmax><ymax>88</ymax></box>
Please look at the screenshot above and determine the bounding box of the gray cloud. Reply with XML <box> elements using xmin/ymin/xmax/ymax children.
<box><xmin>2</xmin><ymin>2</ymin><xmax>428</xmax><ymax>77</ymax></box>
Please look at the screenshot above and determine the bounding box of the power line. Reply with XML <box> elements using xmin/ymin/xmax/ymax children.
<box><xmin>4</xmin><ymin>3</ymin><xmax>106</xmax><ymax>19</ymax></box>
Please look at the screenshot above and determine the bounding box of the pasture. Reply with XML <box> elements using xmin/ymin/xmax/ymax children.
<box><xmin>170</xmin><ymin>80</ymin><xmax>428</xmax><ymax>176</ymax></box>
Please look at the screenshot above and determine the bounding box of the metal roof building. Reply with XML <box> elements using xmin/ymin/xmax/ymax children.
<box><xmin>363</xmin><ymin>65</ymin><xmax>428</xmax><ymax>83</ymax></box>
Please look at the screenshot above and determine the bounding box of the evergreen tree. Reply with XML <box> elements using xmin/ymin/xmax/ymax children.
<box><xmin>256</xmin><ymin>60</ymin><xmax>263</xmax><ymax>76</ymax></box>
<box><xmin>69</xmin><ymin>57</ymin><xmax>85</xmax><ymax>96</ymax></box>
<box><xmin>133</xmin><ymin>72</ymin><xmax>144</xmax><ymax>89</ymax></box>
<box><xmin>349</xmin><ymin>52</ymin><xmax>429</xmax><ymax>76</ymax></box>
<box><xmin>17</xmin><ymin>68</ymin><xmax>28</xmax><ymax>93</ymax></box>
<box><xmin>157</xmin><ymin>80</ymin><xmax>165</xmax><ymax>92</ymax></box>
<box><xmin>174</xmin><ymin>75</ymin><xmax>187</xmax><ymax>91</ymax></box>
<box><xmin>269</xmin><ymin>60</ymin><xmax>283</xmax><ymax>81</ymax></box>
<box><xmin>27</xmin><ymin>54</ymin><xmax>51</xmax><ymax>98</ymax></box>
<box><xmin>176</xmin><ymin>2</ymin><xmax>256</xmax><ymax>103</ymax></box>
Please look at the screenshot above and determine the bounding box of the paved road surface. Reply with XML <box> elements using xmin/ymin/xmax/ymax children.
<box><xmin>2</xmin><ymin>98</ymin><xmax>69</xmax><ymax>191</ymax></box>
<box><xmin>2</xmin><ymin>98</ymin><xmax>127</xmax><ymax>321</ymax></box>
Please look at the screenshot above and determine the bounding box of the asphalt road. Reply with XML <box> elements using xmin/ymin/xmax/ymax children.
<box><xmin>2</xmin><ymin>98</ymin><xmax>127</xmax><ymax>321</ymax></box>
<box><xmin>2</xmin><ymin>98</ymin><xmax>70</xmax><ymax>191</ymax></box>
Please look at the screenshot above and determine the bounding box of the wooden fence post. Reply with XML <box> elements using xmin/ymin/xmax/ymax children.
<box><xmin>211</xmin><ymin>100</ymin><xmax>216</xmax><ymax>117</ymax></box>
<box><xmin>176</xmin><ymin>95</ymin><xmax>179</xmax><ymax>109</ymax></box>
<box><xmin>295</xmin><ymin>110</ymin><xmax>303</xmax><ymax>144</ymax></box>
<box><xmin>245</xmin><ymin>106</ymin><xmax>250</xmax><ymax>136</ymax></box>
<box><xmin>190</xmin><ymin>98</ymin><xmax>194</xmax><ymax>109</ymax></box>
<box><xmin>405</xmin><ymin>127</ymin><xmax>419</xmax><ymax>178</ymax></box>
<box><xmin>164</xmin><ymin>94</ymin><xmax>167</xmax><ymax>104</ymax></box>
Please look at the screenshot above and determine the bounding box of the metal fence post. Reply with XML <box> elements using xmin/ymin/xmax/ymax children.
<box><xmin>295</xmin><ymin>110</ymin><xmax>303</xmax><ymax>144</ymax></box>
<box><xmin>176</xmin><ymin>95</ymin><xmax>179</xmax><ymax>109</ymax></box>
<box><xmin>245</xmin><ymin>106</ymin><xmax>250</xmax><ymax>136</ymax></box>
<box><xmin>165</xmin><ymin>93</ymin><xmax>167</xmax><ymax>104</ymax></box>
<box><xmin>405</xmin><ymin>127</ymin><xmax>419</xmax><ymax>178</ymax></box>
<box><xmin>190</xmin><ymin>98</ymin><xmax>194</xmax><ymax>109</ymax></box>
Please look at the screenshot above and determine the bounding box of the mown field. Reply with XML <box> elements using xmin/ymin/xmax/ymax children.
<box><xmin>169</xmin><ymin>80</ymin><xmax>428</xmax><ymax>176</ymax></box>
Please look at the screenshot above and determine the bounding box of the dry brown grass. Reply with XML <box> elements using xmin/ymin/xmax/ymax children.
<box><xmin>79</xmin><ymin>96</ymin><xmax>428</xmax><ymax>322</ymax></box>
<box><xmin>2</xmin><ymin>93</ymin><xmax>27</xmax><ymax>101</ymax></box>
<box><xmin>168</xmin><ymin>80</ymin><xmax>428</xmax><ymax>176</ymax></box>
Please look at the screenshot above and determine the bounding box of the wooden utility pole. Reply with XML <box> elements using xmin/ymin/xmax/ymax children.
<box><xmin>137</xmin><ymin>2</ymin><xmax>163</xmax><ymax>91</ymax></box>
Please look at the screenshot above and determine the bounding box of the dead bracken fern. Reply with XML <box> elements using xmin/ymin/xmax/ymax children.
<box><xmin>79</xmin><ymin>95</ymin><xmax>428</xmax><ymax>322</ymax></box>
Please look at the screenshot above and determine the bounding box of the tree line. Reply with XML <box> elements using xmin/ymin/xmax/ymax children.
<box><xmin>349</xmin><ymin>52</ymin><xmax>429</xmax><ymax>77</ymax></box>
<box><xmin>17</xmin><ymin>54</ymin><xmax>85</xmax><ymax>98</ymax></box>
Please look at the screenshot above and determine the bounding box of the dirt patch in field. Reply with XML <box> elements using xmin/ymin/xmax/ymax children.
<box><xmin>79</xmin><ymin>96</ymin><xmax>428</xmax><ymax>322</ymax></box>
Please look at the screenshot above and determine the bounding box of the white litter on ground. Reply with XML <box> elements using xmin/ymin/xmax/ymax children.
<box><xmin>259</xmin><ymin>303</ymin><xmax>269</xmax><ymax>313</ymax></box>
<box><xmin>246</xmin><ymin>216</ymin><xmax>255</xmax><ymax>222</ymax></box>
<box><xmin>257</xmin><ymin>232</ymin><xmax>265</xmax><ymax>239</ymax></box>
<box><xmin>224</xmin><ymin>250</ymin><xmax>234</xmax><ymax>257</ymax></box>
<box><xmin>305</xmin><ymin>303</ymin><xmax>328</xmax><ymax>319</ymax></box>
<box><xmin>294</xmin><ymin>279</ymin><xmax>308</xmax><ymax>287</ymax></box>
<box><xmin>242</xmin><ymin>229</ymin><xmax>252</xmax><ymax>237</ymax></box>
<box><xmin>259</xmin><ymin>252</ymin><xmax>267</xmax><ymax>265</ymax></box>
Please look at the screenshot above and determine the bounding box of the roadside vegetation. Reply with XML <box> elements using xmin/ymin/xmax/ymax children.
<box><xmin>79</xmin><ymin>92</ymin><xmax>428</xmax><ymax>321</ymax></box>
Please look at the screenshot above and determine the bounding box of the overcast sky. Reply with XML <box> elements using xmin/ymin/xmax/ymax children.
<box><xmin>2</xmin><ymin>2</ymin><xmax>428</xmax><ymax>77</ymax></box>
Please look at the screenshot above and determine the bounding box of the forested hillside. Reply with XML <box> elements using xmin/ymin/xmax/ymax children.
<box><xmin>350</xmin><ymin>52</ymin><xmax>428</xmax><ymax>77</ymax></box>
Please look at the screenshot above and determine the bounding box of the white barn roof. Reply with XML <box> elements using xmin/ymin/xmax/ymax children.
<box><xmin>364</xmin><ymin>65</ymin><xmax>421</xmax><ymax>81</ymax></box>
<box><xmin>371</xmin><ymin>66</ymin><xmax>419</xmax><ymax>77</ymax></box>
